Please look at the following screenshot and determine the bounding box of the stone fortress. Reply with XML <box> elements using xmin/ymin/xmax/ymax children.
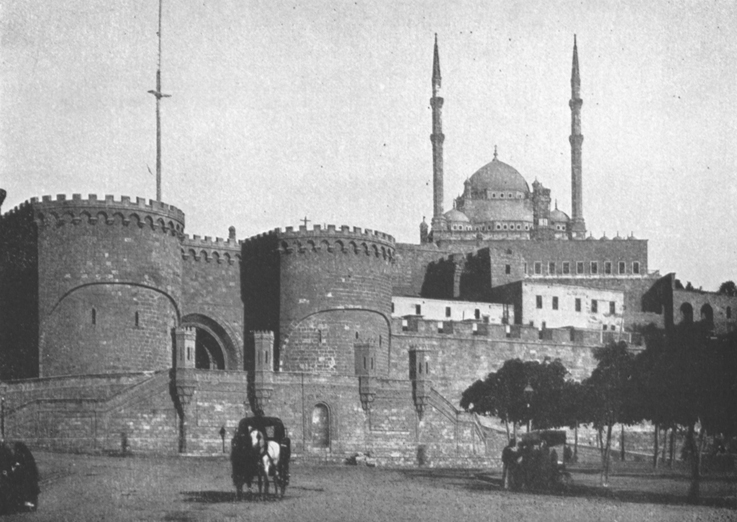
<box><xmin>1</xmin><ymin>37</ymin><xmax>735</xmax><ymax>466</ymax></box>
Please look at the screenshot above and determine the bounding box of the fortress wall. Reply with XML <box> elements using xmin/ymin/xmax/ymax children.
<box><xmin>0</xmin><ymin>204</ymin><xmax>39</xmax><ymax>379</ymax></box>
<box><xmin>390</xmin><ymin>326</ymin><xmax>601</xmax><ymax>406</ymax></box>
<box><xmin>181</xmin><ymin>235</ymin><xmax>244</xmax><ymax>369</ymax></box>
<box><xmin>29</xmin><ymin>195</ymin><xmax>184</xmax><ymax>377</ymax></box>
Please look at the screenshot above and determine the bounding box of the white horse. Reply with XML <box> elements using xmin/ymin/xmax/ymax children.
<box><xmin>249</xmin><ymin>428</ymin><xmax>283</xmax><ymax>497</ymax></box>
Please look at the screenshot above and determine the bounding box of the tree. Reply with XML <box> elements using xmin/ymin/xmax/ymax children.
<box><xmin>461</xmin><ymin>357</ymin><xmax>574</xmax><ymax>439</ymax></box>
<box><xmin>579</xmin><ymin>341</ymin><xmax>637</xmax><ymax>486</ymax></box>
<box><xmin>717</xmin><ymin>280</ymin><xmax>737</xmax><ymax>296</ymax></box>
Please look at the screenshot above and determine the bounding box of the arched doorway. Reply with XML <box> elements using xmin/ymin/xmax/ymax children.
<box><xmin>195</xmin><ymin>328</ymin><xmax>225</xmax><ymax>370</ymax></box>
<box><xmin>680</xmin><ymin>302</ymin><xmax>693</xmax><ymax>324</ymax></box>
<box><xmin>700</xmin><ymin>303</ymin><xmax>714</xmax><ymax>327</ymax></box>
<box><xmin>311</xmin><ymin>403</ymin><xmax>330</xmax><ymax>448</ymax></box>
<box><xmin>180</xmin><ymin>313</ymin><xmax>240</xmax><ymax>370</ymax></box>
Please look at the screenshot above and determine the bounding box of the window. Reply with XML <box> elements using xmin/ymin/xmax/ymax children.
<box><xmin>618</xmin><ymin>261</ymin><xmax>626</xmax><ymax>274</ymax></box>
<box><xmin>727</xmin><ymin>306</ymin><xmax>732</xmax><ymax>319</ymax></box>
<box><xmin>602</xmin><ymin>324</ymin><xmax>607</xmax><ymax>330</ymax></box>
<box><xmin>524</xmin><ymin>263</ymin><xmax>528</xmax><ymax>274</ymax></box>
<box><xmin>563</xmin><ymin>262</ymin><xmax>570</xmax><ymax>275</ymax></box>
<box><xmin>633</xmin><ymin>262</ymin><xmax>640</xmax><ymax>274</ymax></box>
<box><xmin>591</xmin><ymin>300</ymin><xmax>598</xmax><ymax>313</ymax></box>
<box><xmin>474</xmin><ymin>309</ymin><xmax>480</xmax><ymax>320</ymax></box>
<box><xmin>610</xmin><ymin>301</ymin><xmax>616</xmax><ymax>314</ymax></box>
<box><xmin>576</xmin><ymin>262</ymin><xmax>584</xmax><ymax>274</ymax></box>
<box><xmin>391</xmin><ymin>302</ymin><xmax>395</xmax><ymax>313</ymax></box>
<box><xmin>445</xmin><ymin>306</ymin><xmax>451</xmax><ymax>318</ymax></box>
<box><xmin>415</xmin><ymin>304</ymin><xmax>422</xmax><ymax>315</ymax></box>
<box><xmin>536</xmin><ymin>295</ymin><xmax>543</xmax><ymax>309</ymax></box>
<box><xmin>505</xmin><ymin>264</ymin><xmax>511</xmax><ymax>274</ymax></box>
<box><xmin>535</xmin><ymin>262</ymin><xmax>542</xmax><ymax>275</ymax></box>
<box><xmin>134</xmin><ymin>311</ymin><xmax>140</xmax><ymax>327</ymax></box>
<box><xmin>591</xmin><ymin>262</ymin><xmax>598</xmax><ymax>274</ymax></box>
<box><xmin>575</xmin><ymin>298</ymin><xmax>581</xmax><ymax>312</ymax></box>
<box><xmin>605</xmin><ymin>262</ymin><xmax>612</xmax><ymax>275</ymax></box>
<box><xmin>549</xmin><ymin>262</ymin><xmax>556</xmax><ymax>274</ymax></box>
<box><xmin>91</xmin><ymin>308</ymin><xmax>97</xmax><ymax>325</ymax></box>
<box><xmin>402</xmin><ymin>319</ymin><xmax>408</xmax><ymax>332</ymax></box>
<box><xmin>437</xmin><ymin>321</ymin><xmax>444</xmax><ymax>333</ymax></box>
<box><xmin>552</xmin><ymin>296</ymin><xmax>559</xmax><ymax>310</ymax></box>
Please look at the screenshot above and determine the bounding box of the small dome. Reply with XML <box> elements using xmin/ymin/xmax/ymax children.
<box><xmin>444</xmin><ymin>209</ymin><xmax>470</xmax><ymax>222</ymax></box>
<box><xmin>468</xmin><ymin>157</ymin><xmax>530</xmax><ymax>194</ymax></box>
<box><xmin>549</xmin><ymin>208</ymin><xmax>570</xmax><ymax>222</ymax></box>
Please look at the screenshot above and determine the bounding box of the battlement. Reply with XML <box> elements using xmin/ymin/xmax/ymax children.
<box><xmin>181</xmin><ymin>233</ymin><xmax>242</xmax><ymax>264</ymax></box>
<box><xmin>243</xmin><ymin>224</ymin><xmax>396</xmax><ymax>260</ymax></box>
<box><xmin>2</xmin><ymin>194</ymin><xmax>186</xmax><ymax>230</ymax></box>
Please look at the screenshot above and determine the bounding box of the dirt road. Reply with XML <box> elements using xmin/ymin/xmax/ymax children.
<box><xmin>3</xmin><ymin>451</ymin><xmax>735</xmax><ymax>521</ymax></box>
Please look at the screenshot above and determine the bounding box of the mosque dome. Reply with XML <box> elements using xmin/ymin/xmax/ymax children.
<box><xmin>468</xmin><ymin>157</ymin><xmax>530</xmax><ymax>194</ymax></box>
<box><xmin>444</xmin><ymin>209</ymin><xmax>470</xmax><ymax>222</ymax></box>
<box><xmin>549</xmin><ymin>207</ymin><xmax>570</xmax><ymax>222</ymax></box>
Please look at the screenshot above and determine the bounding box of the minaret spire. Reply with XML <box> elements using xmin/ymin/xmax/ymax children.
<box><xmin>430</xmin><ymin>34</ymin><xmax>446</xmax><ymax>233</ymax></box>
<box><xmin>569</xmin><ymin>34</ymin><xmax>586</xmax><ymax>239</ymax></box>
<box><xmin>148</xmin><ymin>0</ymin><xmax>171</xmax><ymax>202</ymax></box>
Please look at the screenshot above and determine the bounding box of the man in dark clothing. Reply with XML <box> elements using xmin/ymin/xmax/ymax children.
<box><xmin>501</xmin><ymin>438</ymin><xmax>517</xmax><ymax>490</ymax></box>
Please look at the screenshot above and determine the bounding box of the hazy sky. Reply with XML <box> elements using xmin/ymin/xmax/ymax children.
<box><xmin>1</xmin><ymin>0</ymin><xmax>735</xmax><ymax>291</ymax></box>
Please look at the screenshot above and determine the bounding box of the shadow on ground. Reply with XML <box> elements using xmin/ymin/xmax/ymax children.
<box><xmin>181</xmin><ymin>490</ymin><xmax>286</xmax><ymax>503</ymax></box>
<box><xmin>401</xmin><ymin>468</ymin><xmax>737</xmax><ymax>510</ymax></box>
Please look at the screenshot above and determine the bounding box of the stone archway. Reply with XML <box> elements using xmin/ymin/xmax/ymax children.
<box><xmin>680</xmin><ymin>302</ymin><xmax>693</xmax><ymax>324</ymax></box>
<box><xmin>194</xmin><ymin>328</ymin><xmax>225</xmax><ymax>370</ymax></box>
<box><xmin>181</xmin><ymin>313</ymin><xmax>240</xmax><ymax>370</ymax></box>
<box><xmin>700</xmin><ymin>303</ymin><xmax>714</xmax><ymax>327</ymax></box>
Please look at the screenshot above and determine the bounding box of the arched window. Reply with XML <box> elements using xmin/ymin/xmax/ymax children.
<box><xmin>680</xmin><ymin>302</ymin><xmax>694</xmax><ymax>324</ymax></box>
<box><xmin>311</xmin><ymin>404</ymin><xmax>330</xmax><ymax>448</ymax></box>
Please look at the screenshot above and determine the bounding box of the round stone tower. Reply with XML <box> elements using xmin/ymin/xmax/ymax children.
<box><xmin>31</xmin><ymin>194</ymin><xmax>185</xmax><ymax>377</ymax></box>
<box><xmin>243</xmin><ymin>224</ymin><xmax>395</xmax><ymax>376</ymax></box>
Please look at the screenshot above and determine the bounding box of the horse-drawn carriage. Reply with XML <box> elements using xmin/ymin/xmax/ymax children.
<box><xmin>231</xmin><ymin>415</ymin><xmax>290</xmax><ymax>499</ymax></box>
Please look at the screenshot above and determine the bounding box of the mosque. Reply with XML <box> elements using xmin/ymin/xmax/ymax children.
<box><xmin>0</xmin><ymin>36</ymin><xmax>734</xmax><ymax>465</ymax></box>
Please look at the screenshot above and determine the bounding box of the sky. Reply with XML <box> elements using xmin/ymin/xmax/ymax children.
<box><xmin>1</xmin><ymin>0</ymin><xmax>735</xmax><ymax>291</ymax></box>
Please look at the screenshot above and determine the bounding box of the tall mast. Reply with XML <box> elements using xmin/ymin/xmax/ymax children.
<box><xmin>148</xmin><ymin>0</ymin><xmax>170</xmax><ymax>202</ymax></box>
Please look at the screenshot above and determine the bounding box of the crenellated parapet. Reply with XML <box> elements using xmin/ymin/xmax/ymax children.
<box><xmin>181</xmin><ymin>234</ymin><xmax>242</xmax><ymax>264</ymax></box>
<box><xmin>3</xmin><ymin>194</ymin><xmax>185</xmax><ymax>234</ymax></box>
<box><xmin>243</xmin><ymin>224</ymin><xmax>396</xmax><ymax>261</ymax></box>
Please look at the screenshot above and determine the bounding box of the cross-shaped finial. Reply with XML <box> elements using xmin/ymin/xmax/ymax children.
<box><xmin>493</xmin><ymin>145</ymin><xmax>498</xmax><ymax>160</ymax></box>
<box><xmin>301</xmin><ymin>216</ymin><xmax>311</xmax><ymax>227</ymax></box>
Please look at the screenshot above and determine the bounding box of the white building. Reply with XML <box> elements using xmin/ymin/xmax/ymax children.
<box><xmin>392</xmin><ymin>296</ymin><xmax>513</xmax><ymax>325</ymax></box>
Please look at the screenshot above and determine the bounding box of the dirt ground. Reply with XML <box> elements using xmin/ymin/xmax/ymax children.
<box><xmin>3</xmin><ymin>451</ymin><xmax>735</xmax><ymax>522</ymax></box>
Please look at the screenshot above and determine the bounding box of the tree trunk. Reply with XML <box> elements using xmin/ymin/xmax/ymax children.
<box><xmin>686</xmin><ymin>423</ymin><xmax>700</xmax><ymax>503</ymax></box>
<box><xmin>653</xmin><ymin>423</ymin><xmax>659</xmax><ymax>469</ymax></box>
<box><xmin>661</xmin><ymin>427</ymin><xmax>668</xmax><ymax>464</ymax></box>
<box><xmin>697</xmin><ymin>425</ymin><xmax>706</xmax><ymax>476</ymax></box>
<box><xmin>574</xmin><ymin>424</ymin><xmax>579</xmax><ymax>462</ymax></box>
<box><xmin>505</xmin><ymin>419</ymin><xmax>510</xmax><ymax>442</ymax></box>
<box><xmin>600</xmin><ymin>423</ymin><xmax>613</xmax><ymax>486</ymax></box>
<box><xmin>668</xmin><ymin>428</ymin><xmax>676</xmax><ymax>467</ymax></box>
<box><xmin>620</xmin><ymin>424</ymin><xmax>625</xmax><ymax>461</ymax></box>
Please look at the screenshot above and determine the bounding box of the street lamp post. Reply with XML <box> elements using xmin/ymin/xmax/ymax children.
<box><xmin>524</xmin><ymin>383</ymin><xmax>534</xmax><ymax>433</ymax></box>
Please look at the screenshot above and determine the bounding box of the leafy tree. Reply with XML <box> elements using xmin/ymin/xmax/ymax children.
<box><xmin>717</xmin><ymin>280</ymin><xmax>737</xmax><ymax>296</ymax></box>
<box><xmin>579</xmin><ymin>341</ymin><xmax>637</xmax><ymax>486</ymax></box>
<box><xmin>461</xmin><ymin>357</ymin><xmax>574</xmax><ymax>439</ymax></box>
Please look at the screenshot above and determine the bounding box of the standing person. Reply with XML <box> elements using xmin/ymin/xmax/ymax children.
<box><xmin>501</xmin><ymin>438</ymin><xmax>517</xmax><ymax>490</ymax></box>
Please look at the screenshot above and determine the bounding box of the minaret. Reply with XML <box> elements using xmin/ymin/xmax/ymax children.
<box><xmin>569</xmin><ymin>35</ymin><xmax>586</xmax><ymax>239</ymax></box>
<box><xmin>430</xmin><ymin>34</ymin><xmax>445</xmax><ymax>232</ymax></box>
